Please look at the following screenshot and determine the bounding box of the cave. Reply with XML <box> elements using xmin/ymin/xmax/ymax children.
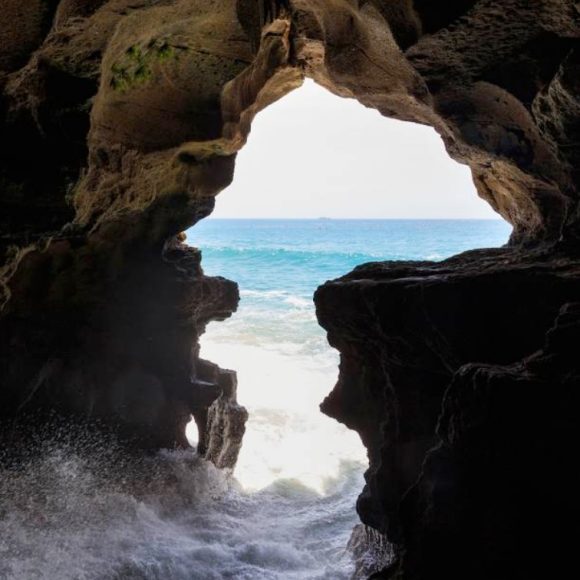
<box><xmin>1</xmin><ymin>2</ymin><xmax>579</xmax><ymax>579</ymax></box>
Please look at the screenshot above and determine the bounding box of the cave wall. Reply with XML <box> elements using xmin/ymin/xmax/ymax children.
<box><xmin>315</xmin><ymin>250</ymin><xmax>580</xmax><ymax>579</ymax></box>
<box><xmin>1</xmin><ymin>1</ymin><xmax>580</xmax><ymax>578</ymax></box>
<box><xmin>0</xmin><ymin>0</ymin><xmax>258</xmax><ymax>463</ymax></box>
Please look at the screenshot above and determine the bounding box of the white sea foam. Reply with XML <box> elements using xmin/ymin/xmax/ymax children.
<box><xmin>0</xmin><ymin>444</ymin><xmax>362</xmax><ymax>580</ymax></box>
<box><xmin>192</xmin><ymin>340</ymin><xmax>366</xmax><ymax>495</ymax></box>
<box><xmin>0</xmin><ymin>309</ymin><xmax>365</xmax><ymax>580</ymax></box>
<box><xmin>284</xmin><ymin>295</ymin><xmax>311</xmax><ymax>308</ymax></box>
<box><xmin>240</xmin><ymin>289</ymin><xmax>293</xmax><ymax>299</ymax></box>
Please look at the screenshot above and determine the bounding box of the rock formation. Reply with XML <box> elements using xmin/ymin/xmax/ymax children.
<box><xmin>1</xmin><ymin>1</ymin><xmax>579</xmax><ymax>578</ymax></box>
<box><xmin>316</xmin><ymin>249</ymin><xmax>580</xmax><ymax>578</ymax></box>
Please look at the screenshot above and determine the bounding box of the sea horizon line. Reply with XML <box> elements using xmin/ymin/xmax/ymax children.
<box><xmin>202</xmin><ymin>216</ymin><xmax>506</xmax><ymax>221</ymax></box>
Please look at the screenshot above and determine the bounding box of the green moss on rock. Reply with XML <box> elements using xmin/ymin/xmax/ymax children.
<box><xmin>110</xmin><ymin>39</ymin><xmax>178</xmax><ymax>92</ymax></box>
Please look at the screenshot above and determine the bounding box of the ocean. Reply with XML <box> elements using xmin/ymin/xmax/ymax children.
<box><xmin>0</xmin><ymin>219</ymin><xmax>511</xmax><ymax>580</ymax></box>
<box><xmin>187</xmin><ymin>219</ymin><xmax>512</xmax><ymax>577</ymax></box>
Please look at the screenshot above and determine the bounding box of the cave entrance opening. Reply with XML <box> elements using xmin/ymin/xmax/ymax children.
<box><xmin>185</xmin><ymin>78</ymin><xmax>510</xmax><ymax>491</ymax></box>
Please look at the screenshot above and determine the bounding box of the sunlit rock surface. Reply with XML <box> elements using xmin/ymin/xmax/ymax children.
<box><xmin>1</xmin><ymin>1</ymin><xmax>580</xmax><ymax>578</ymax></box>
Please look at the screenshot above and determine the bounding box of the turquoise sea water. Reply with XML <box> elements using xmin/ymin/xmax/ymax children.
<box><xmin>188</xmin><ymin>218</ymin><xmax>511</xmax><ymax>293</ymax></box>
<box><xmin>0</xmin><ymin>220</ymin><xmax>511</xmax><ymax>580</ymax></box>
<box><xmin>187</xmin><ymin>219</ymin><xmax>511</xmax><ymax>358</ymax></box>
<box><xmin>183</xmin><ymin>218</ymin><xmax>511</xmax><ymax>578</ymax></box>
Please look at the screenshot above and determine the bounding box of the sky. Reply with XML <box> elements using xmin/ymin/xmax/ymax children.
<box><xmin>211</xmin><ymin>79</ymin><xmax>499</xmax><ymax>219</ymax></box>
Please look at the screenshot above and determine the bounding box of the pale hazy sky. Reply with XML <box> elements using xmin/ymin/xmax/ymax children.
<box><xmin>212</xmin><ymin>80</ymin><xmax>499</xmax><ymax>219</ymax></box>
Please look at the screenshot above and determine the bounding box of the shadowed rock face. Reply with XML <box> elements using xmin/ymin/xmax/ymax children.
<box><xmin>397</xmin><ymin>301</ymin><xmax>580</xmax><ymax>580</ymax></box>
<box><xmin>1</xmin><ymin>1</ymin><xmax>579</xmax><ymax>577</ymax></box>
<box><xmin>315</xmin><ymin>250</ymin><xmax>580</xmax><ymax>578</ymax></box>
